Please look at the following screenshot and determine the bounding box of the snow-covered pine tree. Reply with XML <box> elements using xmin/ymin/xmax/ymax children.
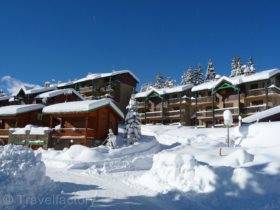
<box><xmin>235</xmin><ymin>57</ymin><xmax>243</xmax><ymax>76</ymax></box>
<box><xmin>248</xmin><ymin>56</ymin><xmax>256</xmax><ymax>74</ymax></box>
<box><xmin>181</xmin><ymin>67</ymin><xmax>194</xmax><ymax>85</ymax></box>
<box><xmin>164</xmin><ymin>77</ymin><xmax>176</xmax><ymax>88</ymax></box>
<box><xmin>193</xmin><ymin>65</ymin><xmax>204</xmax><ymax>85</ymax></box>
<box><xmin>140</xmin><ymin>83</ymin><xmax>153</xmax><ymax>92</ymax></box>
<box><xmin>124</xmin><ymin>94</ymin><xmax>141</xmax><ymax>145</ymax></box>
<box><xmin>153</xmin><ymin>73</ymin><xmax>167</xmax><ymax>89</ymax></box>
<box><xmin>230</xmin><ymin>57</ymin><xmax>238</xmax><ymax>77</ymax></box>
<box><xmin>205</xmin><ymin>59</ymin><xmax>216</xmax><ymax>81</ymax></box>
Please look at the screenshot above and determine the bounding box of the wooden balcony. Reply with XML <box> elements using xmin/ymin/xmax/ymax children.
<box><xmin>79</xmin><ymin>86</ymin><xmax>93</xmax><ymax>94</ymax></box>
<box><xmin>243</xmin><ymin>104</ymin><xmax>267</xmax><ymax>115</ymax></box>
<box><xmin>52</xmin><ymin>128</ymin><xmax>95</xmax><ymax>140</ymax></box>
<box><xmin>214</xmin><ymin>107</ymin><xmax>239</xmax><ymax>117</ymax></box>
<box><xmin>246</xmin><ymin>86</ymin><xmax>280</xmax><ymax>99</ymax></box>
<box><xmin>0</xmin><ymin>129</ymin><xmax>9</xmax><ymax>138</ymax></box>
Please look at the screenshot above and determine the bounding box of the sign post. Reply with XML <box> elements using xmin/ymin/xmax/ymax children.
<box><xmin>223</xmin><ymin>110</ymin><xmax>233</xmax><ymax>147</ymax></box>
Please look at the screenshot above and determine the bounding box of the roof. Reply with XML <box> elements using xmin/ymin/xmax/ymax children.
<box><xmin>35</xmin><ymin>88</ymin><xmax>84</xmax><ymax>100</ymax></box>
<box><xmin>192</xmin><ymin>68</ymin><xmax>280</xmax><ymax>92</ymax></box>
<box><xmin>0</xmin><ymin>96</ymin><xmax>10</xmax><ymax>101</ymax></box>
<box><xmin>14</xmin><ymin>86</ymin><xmax>57</xmax><ymax>96</ymax></box>
<box><xmin>0</xmin><ymin>104</ymin><xmax>44</xmax><ymax>117</ymax></box>
<box><xmin>135</xmin><ymin>84</ymin><xmax>193</xmax><ymax>99</ymax></box>
<box><xmin>57</xmin><ymin>70</ymin><xmax>139</xmax><ymax>88</ymax></box>
<box><xmin>242</xmin><ymin>105</ymin><xmax>280</xmax><ymax>123</ymax></box>
<box><xmin>42</xmin><ymin>98</ymin><xmax>124</xmax><ymax>118</ymax></box>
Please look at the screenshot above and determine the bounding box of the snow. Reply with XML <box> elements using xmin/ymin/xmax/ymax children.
<box><xmin>2</xmin><ymin>121</ymin><xmax>280</xmax><ymax>209</ymax></box>
<box><xmin>192</xmin><ymin>68</ymin><xmax>280</xmax><ymax>92</ymax></box>
<box><xmin>14</xmin><ymin>85</ymin><xmax>56</xmax><ymax>96</ymax></box>
<box><xmin>35</xmin><ymin>88</ymin><xmax>84</xmax><ymax>100</ymax></box>
<box><xmin>242</xmin><ymin>105</ymin><xmax>280</xmax><ymax>123</ymax></box>
<box><xmin>0</xmin><ymin>95</ymin><xmax>10</xmax><ymax>101</ymax></box>
<box><xmin>43</xmin><ymin>98</ymin><xmax>124</xmax><ymax>118</ymax></box>
<box><xmin>0</xmin><ymin>145</ymin><xmax>54</xmax><ymax>209</ymax></box>
<box><xmin>223</xmin><ymin>109</ymin><xmax>233</xmax><ymax>126</ymax></box>
<box><xmin>57</xmin><ymin>70</ymin><xmax>139</xmax><ymax>88</ymax></box>
<box><xmin>135</xmin><ymin>84</ymin><xmax>193</xmax><ymax>98</ymax></box>
<box><xmin>0</xmin><ymin>104</ymin><xmax>44</xmax><ymax>116</ymax></box>
<box><xmin>11</xmin><ymin>124</ymin><xmax>51</xmax><ymax>135</ymax></box>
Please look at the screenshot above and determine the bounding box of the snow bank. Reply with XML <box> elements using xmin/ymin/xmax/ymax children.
<box><xmin>40</xmin><ymin>136</ymin><xmax>161</xmax><ymax>173</ymax></box>
<box><xmin>0</xmin><ymin>145</ymin><xmax>54</xmax><ymax>209</ymax></box>
<box><xmin>138</xmin><ymin>152</ymin><xmax>216</xmax><ymax>193</ymax></box>
<box><xmin>222</xmin><ymin>148</ymin><xmax>254</xmax><ymax>167</ymax></box>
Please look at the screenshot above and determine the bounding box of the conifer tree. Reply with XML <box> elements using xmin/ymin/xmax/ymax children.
<box><xmin>205</xmin><ymin>59</ymin><xmax>216</xmax><ymax>81</ymax></box>
<box><xmin>181</xmin><ymin>67</ymin><xmax>194</xmax><ymax>85</ymax></box>
<box><xmin>193</xmin><ymin>65</ymin><xmax>204</xmax><ymax>85</ymax></box>
<box><xmin>124</xmin><ymin>94</ymin><xmax>141</xmax><ymax>145</ymax></box>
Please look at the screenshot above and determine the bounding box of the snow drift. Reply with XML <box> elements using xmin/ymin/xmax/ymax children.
<box><xmin>0</xmin><ymin>145</ymin><xmax>54</xmax><ymax>209</ymax></box>
<box><xmin>138</xmin><ymin>151</ymin><xmax>217</xmax><ymax>193</ymax></box>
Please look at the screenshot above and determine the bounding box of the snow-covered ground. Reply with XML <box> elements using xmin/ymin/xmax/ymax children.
<box><xmin>1</xmin><ymin>122</ymin><xmax>280</xmax><ymax>210</ymax></box>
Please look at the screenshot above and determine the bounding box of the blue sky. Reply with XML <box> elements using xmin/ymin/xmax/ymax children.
<box><xmin>0</xmin><ymin>0</ymin><xmax>280</xmax><ymax>90</ymax></box>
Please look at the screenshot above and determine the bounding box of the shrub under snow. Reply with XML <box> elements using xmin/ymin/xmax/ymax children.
<box><xmin>138</xmin><ymin>152</ymin><xmax>217</xmax><ymax>193</ymax></box>
<box><xmin>0</xmin><ymin>145</ymin><xmax>53</xmax><ymax>209</ymax></box>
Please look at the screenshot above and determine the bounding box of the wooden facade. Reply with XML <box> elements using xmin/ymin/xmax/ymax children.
<box><xmin>58</xmin><ymin>71</ymin><xmax>138</xmax><ymax>112</ymax></box>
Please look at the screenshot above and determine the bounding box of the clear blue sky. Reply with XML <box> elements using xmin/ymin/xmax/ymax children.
<box><xmin>0</xmin><ymin>0</ymin><xmax>280</xmax><ymax>87</ymax></box>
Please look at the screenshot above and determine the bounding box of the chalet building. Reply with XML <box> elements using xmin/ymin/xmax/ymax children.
<box><xmin>135</xmin><ymin>84</ymin><xmax>193</xmax><ymax>125</ymax></box>
<box><xmin>0</xmin><ymin>104</ymin><xmax>45</xmax><ymax>145</ymax></box>
<box><xmin>42</xmin><ymin>98</ymin><xmax>124</xmax><ymax>149</ymax></box>
<box><xmin>56</xmin><ymin>70</ymin><xmax>139</xmax><ymax>112</ymax></box>
<box><xmin>192</xmin><ymin>69</ymin><xmax>280</xmax><ymax>127</ymax></box>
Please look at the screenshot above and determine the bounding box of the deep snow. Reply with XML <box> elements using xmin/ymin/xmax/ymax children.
<box><xmin>1</xmin><ymin>122</ymin><xmax>280</xmax><ymax>210</ymax></box>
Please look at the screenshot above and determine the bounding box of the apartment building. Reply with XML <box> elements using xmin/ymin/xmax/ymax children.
<box><xmin>135</xmin><ymin>84</ymin><xmax>193</xmax><ymax>125</ymax></box>
<box><xmin>57</xmin><ymin>70</ymin><xmax>139</xmax><ymax>112</ymax></box>
<box><xmin>192</xmin><ymin>69</ymin><xmax>280</xmax><ymax>127</ymax></box>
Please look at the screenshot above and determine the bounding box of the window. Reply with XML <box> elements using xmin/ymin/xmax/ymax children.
<box><xmin>251</xmin><ymin>100</ymin><xmax>263</xmax><ymax>106</ymax></box>
<box><xmin>250</xmin><ymin>83</ymin><xmax>258</xmax><ymax>90</ymax></box>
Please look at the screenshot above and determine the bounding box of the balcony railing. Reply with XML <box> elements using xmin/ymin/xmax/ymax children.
<box><xmin>246</xmin><ymin>86</ymin><xmax>280</xmax><ymax>98</ymax></box>
<box><xmin>52</xmin><ymin>128</ymin><xmax>95</xmax><ymax>139</ymax></box>
<box><xmin>214</xmin><ymin>107</ymin><xmax>239</xmax><ymax>116</ymax></box>
<box><xmin>0</xmin><ymin>129</ymin><xmax>9</xmax><ymax>137</ymax></box>
<box><xmin>243</xmin><ymin>104</ymin><xmax>267</xmax><ymax>114</ymax></box>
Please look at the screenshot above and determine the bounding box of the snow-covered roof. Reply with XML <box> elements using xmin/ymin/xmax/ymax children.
<box><xmin>242</xmin><ymin>105</ymin><xmax>280</xmax><ymax>124</ymax></box>
<box><xmin>192</xmin><ymin>68</ymin><xmax>280</xmax><ymax>92</ymax></box>
<box><xmin>135</xmin><ymin>84</ymin><xmax>193</xmax><ymax>98</ymax></box>
<box><xmin>57</xmin><ymin>70</ymin><xmax>139</xmax><ymax>88</ymax></box>
<box><xmin>0</xmin><ymin>96</ymin><xmax>10</xmax><ymax>101</ymax></box>
<box><xmin>14</xmin><ymin>86</ymin><xmax>57</xmax><ymax>96</ymax></box>
<box><xmin>43</xmin><ymin>98</ymin><xmax>124</xmax><ymax>118</ymax></box>
<box><xmin>0</xmin><ymin>104</ymin><xmax>44</xmax><ymax>117</ymax></box>
<box><xmin>35</xmin><ymin>88</ymin><xmax>84</xmax><ymax>100</ymax></box>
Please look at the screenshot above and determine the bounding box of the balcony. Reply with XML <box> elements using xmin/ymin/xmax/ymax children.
<box><xmin>79</xmin><ymin>86</ymin><xmax>93</xmax><ymax>94</ymax></box>
<box><xmin>52</xmin><ymin>128</ymin><xmax>95</xmax><ymax>140</ymax></box>
<box><xmin>196</xmin><ymin>110</ymin><xmax>213</xmax><ymax>119</ymax></box>
<box><xmin>214</xmin><ymin>107</ymin><xmax>239</xmax><ymax>116</ymax></box>
<box><xmin>246</xmin><ymin>86</ymin><xmax>280</xmax><ymax>98</ymax></box>
<box><xmin>0</xmin><ymin>129</ymin><xmax>9</xmax><ymax>138</ymax></box>
<box><xmin>243</xmin><ymin>104</ymin><xmax>267</xmax><ymax>115</ymax></box>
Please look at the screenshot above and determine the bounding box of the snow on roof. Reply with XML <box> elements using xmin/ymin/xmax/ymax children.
<box><xmin>43</xmin><ymin>98</ymin><xmax>124</xmax><ymax>118</ymax></box>
<box><xmin>0</xmin><ymin>96</ymin><xmax>10</xmax><ymax>101</ymax></box>
<box><xmin>192</xmin><ymin>68</ymin><xmax>280</xmax><ymax>92</ymax></box>
<box><xmin>57</xmin><ymin>70</ymin><xmax>139</xmax><ymax>88</ymax></box>
<box><xmin>242</xmin><ymin>105</ymin><xmax>280</xmax><ymax>124</ymax></box>
<box><xmin>35</xmin><ymin>88</ymin><xmax>84</xmax><ymax>100</ymax></box>
<box><xmin>135</xmin><ymin>84</ymin><xmax>193</xmax><ymax>98</ymax></box>
<box><xmin>14</xmin><ymin>86</ymin><xmax>57</xmax><ymax>96</ymax></box>
<box><xmin>0</xmin><ymin>104</ymin><xmax>44</xmax><ymax>117</ymax></box>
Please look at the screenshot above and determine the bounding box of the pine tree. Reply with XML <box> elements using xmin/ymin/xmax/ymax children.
<box><xmin>235</xmin><ymin>57</ymin><xmax>243</xmax><ymax>76</ymax></box>
<box><xmin>248</xmin><ymin>56</ymin><xmax>256</xmax><ymax>74</ymax></box>
<box><xmin>124</xmin><ymin>94</ymin><xmax>141</xmax><ymax>145</ymax></box>
<box><xmin>164</xmin><ymin>77</ymin><xmax>176</xmax><ymax>88</ymax></box>
<box><xmin>181</xmin><ymin>67</ymin><xmax>194</xmax><ymax>85</ymax></box>
<box><xmin>193</xmin><ymin>65</ymin><xmax>204</xmax><ymax>85</ymax></box>
<box><xmin>153</xmin><ymin>73</ymin><xmax>167</xmax><ymax>89</ymax></box>
<box><xmin>205</xmin><ymin>59</ymin><xmax>216</xmax><ymax>81</ymax></box>
<box><xmin>230</xmin><ymin>57</ymin><xmax>238</xmax><ymax>77</ymax></box>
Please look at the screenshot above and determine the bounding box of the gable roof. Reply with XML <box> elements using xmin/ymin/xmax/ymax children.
<box><xmin>56</xmin><ymin>70</ymin><xmax>139</xmax><ymax>88</ymax></box>
<box><xmin>42</xmin><ymin>98</ymin><xmax>124</xmax><ymax>119</ymax></box>
<box><xmin>192</xmin><ymin>68</ymin><xmax>280</xmax><ymax>92</ymax></box>
<box><xmin>0</xmin><ymin>104</ymin><xmax>44</xmax><ymax>117</ymax></box>
<box><xmin>35</xmin><ymin>88</ymin><xmax>84</xmax><ymax>100</ymax></box>
<box><xmin>135</xmin><ymin>84</ymin><xmax>193</xmax><ymax>99</ymax></box>
<box><xmin>14</xmin><ymin>86</ymin><xmax>57</xmax><ymax>96</ymax></box>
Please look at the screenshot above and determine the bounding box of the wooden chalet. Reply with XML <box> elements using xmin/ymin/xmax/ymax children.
<box><xmin>43</xmin><ymin>98</ymin><xmax>124</xmax><ymax>149</ymax></box>
<box><xmin>0</xmin><ymin>95</ymin><xmax>10</xmax><ymax>107</ymax></box>
<box><xmin>0</xmin><ymin>104</ymin><xmax>45</xmax><ymax>145</ymax></box>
